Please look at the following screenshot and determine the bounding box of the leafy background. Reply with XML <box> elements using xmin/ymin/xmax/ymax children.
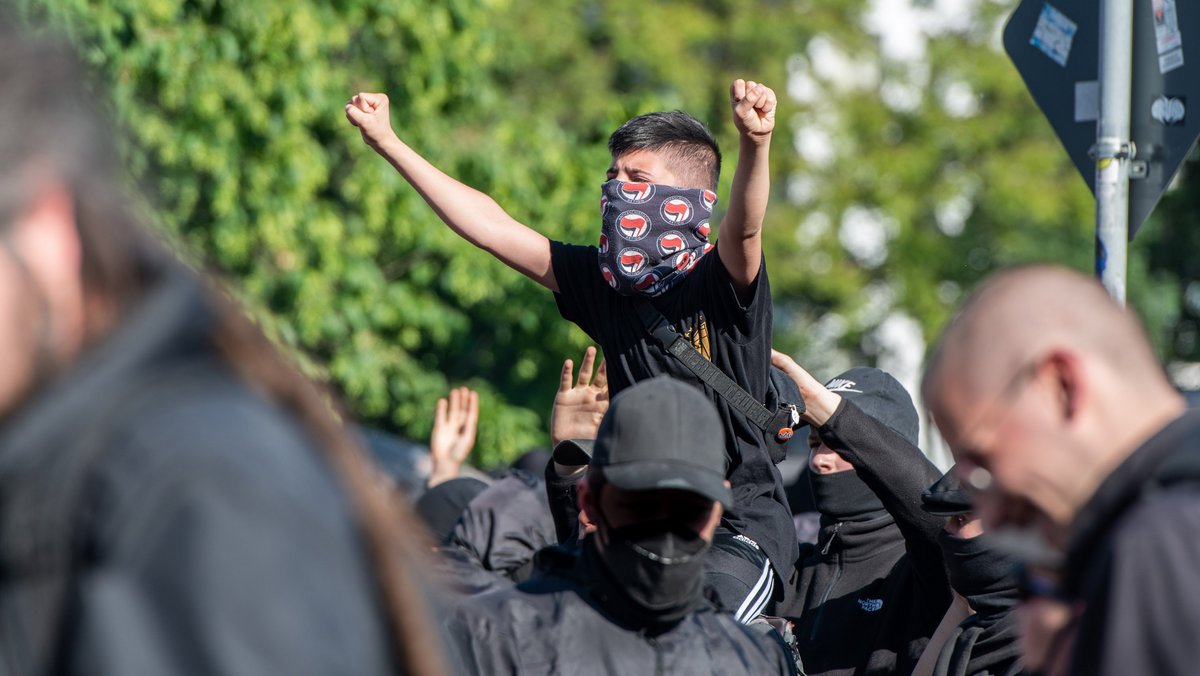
<box><xmin>12</xmin><ymin>0</ymin><xmax>1198</xmax><ymax>467</ymax></box>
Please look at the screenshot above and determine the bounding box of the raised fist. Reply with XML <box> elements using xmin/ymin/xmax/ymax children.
<box><xmin>730</xmin><ymin>79</ymin><xmax>777</xmax><ymax>141</ymax></box>
<box><xmin>345</xmin><ymin>92</ymin><xmax>396</xmax><ymax>150</ymax></box>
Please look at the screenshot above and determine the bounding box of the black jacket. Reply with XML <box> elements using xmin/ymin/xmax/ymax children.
<box><xmin>0</xmin><ymin>271</ymin><xmax>397</xmax><ymax>676</ymax></box>
<box><xmin>1060</xmin><ymin>409</ymin><xmax>1200</xmax><ymax>676</ymax></box>
<box><xmin>930</xmin><ymin>573</ymin><xmax>1021</xmax><ymax>676</ymax></box>
<box><xmin>777</xmin><ymin>400</ymin><xmax>951</xmax><ymax>675</ymax></box>
<box><xmin>447</xmin><ymin>541</ymin><xmax>796</xmax><ymax>676</ymax></box>
<box><xmin>436</xmin><ymin>470</ymin><xmax>556</xmax><ymax>601</ymax></box>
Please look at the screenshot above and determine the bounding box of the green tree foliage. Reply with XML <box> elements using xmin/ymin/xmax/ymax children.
<box><xmin>12</xmin><ymin>0</ymin><xmax>819</xmax><ymax>466</ymax></box>
<box><xmin>14</xmin><ymin>0</ymin><xmax>1198</xmax><ymax>466</ymax></box>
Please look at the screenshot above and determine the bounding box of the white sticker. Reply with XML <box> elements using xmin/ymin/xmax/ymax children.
<box><xmin>1151</xmin><ymin>96</ymin><xmax>1187</xmax><ymax>125</ymax></box>
<box><xmin>1153</xmin><ymin>0</ymin><xmax>1183</xmax><ymax>55</ymax></box>
<box><xmin>1160</xmin><ymin>48</ymin><xmax>1186</xmax><ymax>74</ymax></box>
<box><xmin>1075</xmin><ymin>80</ymin><xmax>1099</xmax><ymax>122</ymax></box>
<box><xmin>1030</xmin><ymin>3</ymin><xmax>1078</xmax><ymax>67</ymax></box>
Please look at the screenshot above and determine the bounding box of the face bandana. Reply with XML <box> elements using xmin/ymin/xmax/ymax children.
<box><xmin>937</xmin><ymin>530</ymin><xmax>1021</xmax><ymax>616</ymax></box>
<box><xmin>594</xmin><ymin>514</ymin><xmax>710</xmax><ymax>624</ymax></box>
<box><xmin>597</xmin><ymin>179</ymin><xmax>715</xmax><ymax>297</ymax></box>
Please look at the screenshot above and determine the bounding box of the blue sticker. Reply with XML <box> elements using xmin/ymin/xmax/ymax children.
<box><xmin>1030</xmin><ymin>3</ymin><xmax>1078</xmax><ymax>67</ymax></box>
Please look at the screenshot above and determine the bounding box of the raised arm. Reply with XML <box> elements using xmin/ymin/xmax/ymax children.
<box><xmin>720</xmin><ymin>79</ymin><xmax>776</xmax><ymax>296</ymax></box>
<box><xmin>345</xmin><ymin>92</ymin><xmax>558</xmax><ymax>292</ymax></box>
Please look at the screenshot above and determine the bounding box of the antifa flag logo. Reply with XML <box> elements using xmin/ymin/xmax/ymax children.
<box><xmin>599</xmin><ymin>233</ymin><xmax>609</xmax><ymax>255</ymax></box>
<box><xmin>618</xmin><ymin>248</ymin><xmax>648</xmax><ymax>276</ymax></box>
<box><xmin>634</xmin><ymin>272</ymin><xmax>661</xmax><ymax>293</ymax></box>
<box><xmin>618</xmin><ymin>211</ymin><xmax>652</xmax><ymax>240</ymax></box>
<box><xmin>657</xmin><ymin>231</ymin><xmax>687</xmax><ymax>256</ymax></box>
<box><xmin>674</xmin><ymin>251</ymin><xmax>694</xmax><ymax>271</ymax></box>
<box><xmin>600</xmin><ymin>265</ymin><xmax>619</xmax><ymax>289</ymax></box>
<box><xmin>661</xmin><ymin>197</ymin><xmax>693</xmax><ymax>225</ymax></box>
<box><xmin>696</xmin><ymin>220</ymin><xmax>711</xmax><ymax>239</ymax></box>
<box><xmin>701</xmin><ymin>190</ymin><xmax>717</xmax><ymax>212</ymax></box>
<box><xmin>619</xmin><ymin>182</ymin><xmax>654</xmax><ymax>203</ymax></box>
<box><xmin>600</xmin><ymin>195</ymin><xmax>609</xmax><ymax>216</ymax></box>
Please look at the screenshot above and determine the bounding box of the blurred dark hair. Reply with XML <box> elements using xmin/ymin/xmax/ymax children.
<box><xmin>608</xmin><ymin>111</ymin><xmax>721</xmax><ymax>191</ymax></box>
<box><xmin>0</xmin><ymin>24</ymin><xmax>446</xmax><ymax>675</ymax></box>
<box><xmin>0</xmin><ymin>21</ymin><xmax>162</xmax><ymax>328</ymax></box>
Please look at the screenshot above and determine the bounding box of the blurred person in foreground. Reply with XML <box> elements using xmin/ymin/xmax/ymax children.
<box><xmin>770</xmin><ymin>352</ymin><xmax>951</xmax><ymax>675</ymax></box>
<box><xmin>924</xmin><ymin>264</ymin><xmax>1194</xmax><ymax>676</ymax></box>
<box><xmin>0</xmin><ymin>24</ymin><xmax>446</xmax><ymax>675</ymax></box>
<box><xmin>446</xmin><ymin>377</ymin><xmax>796</xmax><ymax>675</ymax></box>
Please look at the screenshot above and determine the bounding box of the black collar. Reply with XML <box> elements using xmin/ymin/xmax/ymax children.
<box><xmin>1061</xmin><ymin>409</ymin><xmax>1200</xmax><ymax>597</ymax></box>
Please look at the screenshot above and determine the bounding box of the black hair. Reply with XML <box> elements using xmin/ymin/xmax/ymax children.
<box><xmin>608</xmin><ymin>111</ymin><xmax>721</xmax><ymax>191</ymax></box>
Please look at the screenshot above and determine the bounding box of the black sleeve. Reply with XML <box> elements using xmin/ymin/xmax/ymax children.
<box><xmin>1070</xmin><ymin>488</ymin><xmax>1200</xmax><ymax>676</ymax></box>
<box><xmin>545</xmin><ymin>460</ymin><xmax>585</xmax><ymax>546</ymax></box>
<box><xmin>448</xmin><ymin>471</ymin><xmax>556</xmax><ymax>581</ymax></box>
<box><xmin>550</xmin><ymin>241</ymin><xmax>606</xmax><ymax>340</ymax></box>
<box><xmin>702</xmin><ymin>242</ymin><xmax>770</xmax><ymax>343</ymax></box>
<box><xmin>817</xmin><ymin>399</ymin><xmax>950</xmax><ymax>602</ymax></box>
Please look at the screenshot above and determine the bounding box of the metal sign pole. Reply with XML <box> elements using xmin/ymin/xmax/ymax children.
<box><xmin>1092</xmin><ymin>0</ymin><xmax>1135</xmax><ymax>305</ymax></box>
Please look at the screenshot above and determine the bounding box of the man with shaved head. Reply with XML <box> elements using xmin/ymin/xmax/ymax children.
<box><xmin>924</xmin><ymin>264</ymin><xmax>1195</xmax><ymax>676</ymax></box>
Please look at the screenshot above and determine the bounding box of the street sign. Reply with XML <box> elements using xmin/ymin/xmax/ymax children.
<box><xmin>1004</xmin><ymin>0</ymin><xmax>1200</xmax><ymax>238</ymax></box>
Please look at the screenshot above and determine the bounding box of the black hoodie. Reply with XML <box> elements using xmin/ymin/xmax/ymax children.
<box><xmin>776</xmin><ymin>399</ymin><xmax>951</xmax><ymax>675</ymax></box>
<box><xmin>930</xmin><ymin>532</ymin><xmax>1022</xmax><ymax>676</ymax></box>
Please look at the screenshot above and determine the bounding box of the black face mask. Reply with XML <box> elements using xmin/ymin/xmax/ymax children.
<box><xmin>595</xmin><ymin>517</ymin><xmax>710</xmax><ymax>623</ymax></box>
<box><xmin>937</xmin><ymin>529</ymin><xmax>1020</xmax><ymax>616</ymax></box>
<box><xmin>809</xmin><ymin>469</ymin><xmax>885</xmax><ymax>521</ymax></box>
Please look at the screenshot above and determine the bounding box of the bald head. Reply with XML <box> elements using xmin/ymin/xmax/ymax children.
<box><xmin>924</xmin><ymin>264</ymin><xmax>1185</xmax><ymax>539</ymax></box>
<box><xmin>926</xmin><ymin>264</ymin><xmax>1164</xmax><ymax>404</ymax></box>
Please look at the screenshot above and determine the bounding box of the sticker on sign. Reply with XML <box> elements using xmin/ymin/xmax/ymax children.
<box><xmin>1030</xmin><ymin>3</ymin><xmax>1077</xmax><ymax>67</ymax></box>
<box><xmin>1153</xmin><ymin>0</ymin><xmax>1186</xmax><ymax>73</ymax></box>
<box><xmin>1153</xmin><ymin>0</ymin><xmax>1183</xmax><ymax>54</ymax></box>
<box><xmin>1160</xmin><ymin>48</ymin><xmax>1186</xmax><ymax>74</ymax></box>
<box><xmin>1151</xmin><ymin>95</ymin><xmax>1186</xmax><ymax>125</ymax></box>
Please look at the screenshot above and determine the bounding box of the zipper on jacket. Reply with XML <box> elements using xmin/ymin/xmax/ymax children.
<box><xmin>647</xmin><ymin>636</ymin><xmax>663</xmax><ymax>676</ymax></box>
<box><xmin>819</xmin><ymin>522</ymin><xmax>842</xmax><ymax>556</ymax></box>
<box><xmin>810</xmin><ymin>523</ymin><xmax>844</xmax><ymax>641</ymax></box>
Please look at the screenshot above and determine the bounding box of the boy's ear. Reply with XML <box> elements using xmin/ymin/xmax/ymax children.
<box><xmin>577</xmin><ymin>479</ymin><xmax>596</xmax><ymax>525</ymax></box>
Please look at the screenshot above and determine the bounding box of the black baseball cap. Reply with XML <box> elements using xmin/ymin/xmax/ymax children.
<box><xmin>592</xmin><ymin>377</ymin><xmax>732</xmax><ymax>508</ymax></box>
<box><xmin>551</xmin><ymin>438</ymin><xmax>594</xmax><ymax>467</ymax></box>
<box><xmin>824</xmin><ymin>367</ymin><xmax>919</xmax><ymax>446</ymax></box>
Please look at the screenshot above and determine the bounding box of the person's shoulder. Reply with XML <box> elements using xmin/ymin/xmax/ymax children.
<box><xmin>122</xmin><ymin>366</ymin><xmax>309</xmax><ymax>462</ymax></box>
<box><xmin>454</xmin><ymin>573</ymin><xmax>579</xmax><ymax>633</ymax></box>
<box><xmin>99</xmin><ymin>365</ymin><xmax>345</xmax><ymax>519</ymax></box>
<box><xmin>685</xmin><ymin>609</ymin><xmax>794</xmax><ymax>670</ymax></box>
<box><xmin>1113</xmin><ymin>483</ymin><xmax>1200</xmax><ymax>549</ymax></box>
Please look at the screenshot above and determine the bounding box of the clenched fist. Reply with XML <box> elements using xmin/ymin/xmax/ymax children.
<box><xmin>730</xmin><ymin>79</ymin><xmax>777</xmax><ymax>143</ymax></box>
<box><xmin>345</xmin><ymin>92</ymin><xmax>396</xmax><ymax>150</ymax></box>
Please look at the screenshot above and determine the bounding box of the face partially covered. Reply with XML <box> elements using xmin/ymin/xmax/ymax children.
<box><xmin>928</xmin><ymin>356</ymin><xmax>1081</xmax><ymax>548</ymax></box>
<box><xmin>807</xmin><ymin>426</ymin><xmax>853</xmax><ymax>474</ymax></box>
<box><xmin>597</xmin><ymin>151</ymin><xmax>716</xmax><ymax>298</ymax></box>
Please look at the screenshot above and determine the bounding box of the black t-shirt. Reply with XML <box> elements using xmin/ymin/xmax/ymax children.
<box><xmin>550</xmin><ymin>240</ymin><xmax>798</xmax><ymax>584</ymax></box>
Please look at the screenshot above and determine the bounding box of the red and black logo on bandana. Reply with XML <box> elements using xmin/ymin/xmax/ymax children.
<box><xmin>597</xmin><ymin>180</ymin><xmax>716</xmax><ymax>297</ymax></box>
